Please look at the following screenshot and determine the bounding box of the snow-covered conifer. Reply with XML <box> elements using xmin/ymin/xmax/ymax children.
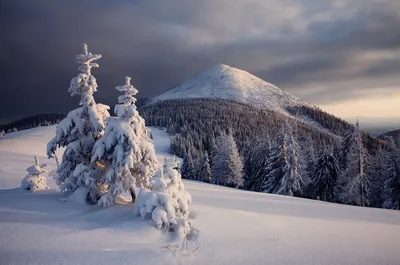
<box><xmin>382</xmin><ymin>137</ymin><xmax>400</xmax><ymax>209</ymax></box>
<box><xmin>181</xmin><ymin>151</ymin><xmax>196</xmax><ymax>180</ymax></box>
<box><xmin>263</xmin><ymin>125</ymin><xmax>304</xmax><ymax>196</ymax></box>
<box><xmin>243</xmin><ymin>138</ymin><xmax>270</xmax><ymax>191</ymax></box>
<box><xmin>301</xmin><ymin>135</ymin><xmax>316</xmax><ymax>188</ymax></box>
<box><xmin>47</xmin><ymin>44</ymin><xmax>110</xmax><ymax>200</ymax></box>
<box><xmin>309</xmin><ymin>148</ymin><xmax>340</xmax><ymax>202</ymax></box>
<box><xmin>382</xmin><ymin>158</ymin><xmax>400</xmax><ymax>209</ymax></box>
<box><xmin>91</xmin><ymin>77</ymin><xmax>158</xmax><ymax>206</ymax></box>
<box><xmin>336</xmin><ymin>123</ymin><xmax>371</xmax><ymax>206</ymax></box>
<box><xmin>135</xmin><ymin>157</ymin><xmax>194</xmax><ymax>243</ymax></box>
<box><xmin>197</xmin><ymin>151</ymin><xmax>211</xmax><ymax>183</ymax></box>
<box><xmin>338</xmin><ymin>124</ymin><xmax>358</xmax><ymax>170</ymax></box>
<box><xmin>21</xmin><ymin>156</ymin><xmax>48</xmax><ymax>191</ymax></box>
<box><xmin>0</xmin><ymin>130</ymin><xmax>5</xmax><ymax>138</ymax></box>
<box><xmin>370</xmin><ymin>146</ymin><xmax>389</xmax><ymax>207</ymax></box>
<box><xmin>211</xmin><ymin>132</ymin><xmax>244</xmax><ymax>187</ymax></box>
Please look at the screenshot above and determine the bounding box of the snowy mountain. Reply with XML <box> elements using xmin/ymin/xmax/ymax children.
<box><xmin>150</xmin><ymin>64</ymin><xmax>311</xmax><ymax>114</ymax></box>
<box><xmin>1</xmin><ymin>126</ymin><xmax>399</xmax><ymax>265</ymax></box>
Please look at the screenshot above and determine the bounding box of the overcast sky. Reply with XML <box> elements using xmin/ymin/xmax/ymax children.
<box><xmin>1</xmin><ymin>0</ymin><xmax>399</xmax><ymax>128</ymax></box>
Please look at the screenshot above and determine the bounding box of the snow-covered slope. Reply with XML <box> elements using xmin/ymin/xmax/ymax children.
<box><xmin>150</xmin><ymin>64</ymin><xmax>310</xmax><ymax>114</ymax></box>
<box><xmin>1</xmin><ymin>126</ymin><xmax>400</xmax><ymax>265</ymax></box>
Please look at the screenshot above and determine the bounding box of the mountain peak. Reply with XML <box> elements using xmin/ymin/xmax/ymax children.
<box><xmin>151</xmin><ymin>64</ymin><xmax>310</xmax><ymax>114</ymax></box>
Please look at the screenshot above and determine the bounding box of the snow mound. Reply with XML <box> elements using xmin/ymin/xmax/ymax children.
<box><xmin>150</xmin><ymin>64</ymin><xmax>310</xmax><ymax>114</ymax></box>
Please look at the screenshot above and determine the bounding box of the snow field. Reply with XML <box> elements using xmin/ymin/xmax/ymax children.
<box><xmin>0</xmin><ymin>126</ymin><xmax>400</xmax><ymax>265</ymax></box>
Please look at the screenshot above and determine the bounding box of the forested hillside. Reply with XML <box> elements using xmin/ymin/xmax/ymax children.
<box><xmin>139</xmin><ymin>98</ymin><xmax>399</xmax><ymax>210</ymax></box>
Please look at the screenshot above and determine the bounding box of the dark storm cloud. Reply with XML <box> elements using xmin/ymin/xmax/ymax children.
<box><xmin>0</xmin><ymin>0</ymin><xmax>399</xmax><ymax>121</ymax></box>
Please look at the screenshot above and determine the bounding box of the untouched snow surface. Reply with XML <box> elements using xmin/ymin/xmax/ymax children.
<box><xmin>1</xmin><ymin>126</ymin><xmax>400</xmax><ymax>265</ymax></box>
<box><xmin>150</xmin><ymin>64</ymin><xmax>311</xmax><ymax>114</ymax></box>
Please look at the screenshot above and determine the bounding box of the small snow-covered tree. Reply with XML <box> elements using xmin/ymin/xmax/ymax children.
<box><xmin>135</xmin><ymin>157</ymin><xmax>195</xmax><ymax>245</ymax></box>
<box><xmin>21</xmin><ymin>156</ymin><xmax>48</xmax><ymax>191</ymax></box>
<box><xmin>197</xmin><ymin>151</ymin><xmax>211</xmax><ymax>183</ymax></box>
<box><xmin>181</xmin><ymin>152</ymin><xmax>196</xmax><ymax>180</ymax></box>
<box><xmin>0</xmin><ymin>130</ymin><xmax>5</xmax><ymax>138</ymax></box>
<box><xmin>91</xmin><ymin>77</ymin><xmax>158</xmax><ymax>206</ymax></box>
<box><xmin>211</xmin><ymin>132</ymin><xmax>244</xmax><ymax>187</ymax></box>
<box><xmin>263</xmin><ymin>125</ymin><xmax>304</xmax><ymax>196</ymax></box>
<box><xmin>309</xmin><ymin>148</ymin><xmax>340</xmax><ymax>202</ymax></box>
<box><xmin>47</xmin><ymin>44</ymin><xmax>110</xmax><ymax>201</ymax></box>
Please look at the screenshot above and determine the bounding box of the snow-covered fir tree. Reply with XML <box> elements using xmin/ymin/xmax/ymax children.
<box><xmin>21</xmin><ymin>156</ymin><xmax>48</xmax><ymax>192</ymax></box>
<box><xmin>300</xmin><ymin>135</ymin><xmax>316</xmax><ymax>189</ymax></box>
<box><xmin>309</xmin><ymin>147</ymin><xmax>340</xmax><ymax>202</ymax></box>
<box><xmin>197</xmin><ymin>151</ymin><xmax>211</xmax><ymax>183</ymax></box>
<box><xmin>181</xmin><ymin>151</ymin><xmax>196</xmax><ymax>180</ymax></box>
<box><xmin>262</xmin><ymin>124</ymin><xmax>304</xmax><ymax>196</ymax></box>
<box><xmin>338</xmin><ymin>124</ymin><xmax>358</xmax><ymax>171</ymax></box>
<box><xmin>91</xmin><ymin>76</ymin><xmax>158</xmax><ymax>206</ymax></box>
<box><xmin>0</xmin><ymin>130</ymin><xmax>5</xmax><ymax>139</ymax></box>
<box><xmin>336</xmin><ymin>122</ymin><xmax>371</xmax><ymax>206</ymax></box>
<box><xmin>47</xmin><ymin>44</ymin><xmax>110</xmax><ymax>202</ymax></box>
<box><xmin>134</xmin><ymin>157</ymin><xmax>194</xmax><ymax>244</ymax></box>
<box><xmin>243</xmin><ymin>138</ymin><xmax>270</xmax><ymax>191</ymax></box>
<box><xmin>211</xmin><ymin>132</ymin><xmax>244</xmax><ymax>187</ymax></box>
<box><xmin>370</xmin><ymin>146</ymin><xmax>390</xmax><ymax>207</ymax></box>
<box><xmin>382</xmin><ymin>136</ymin><xmax>400</xmax><ymax>210</ymax></box>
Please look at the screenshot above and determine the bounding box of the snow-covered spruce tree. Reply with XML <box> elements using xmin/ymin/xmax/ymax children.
<box><xmin>21</xmin><ymin>156</ymin><xmax>48</xmax><ymax>192</ymax></box>
<box><xmin>211</xmin><ymin>132</ymin><xmax>244</xmax><ymax>187</ymax></box>
<box><xmin>197</xmin><ymin>151</ymin><xmax>211</xmax><ymax>183</ymax></box>
<box><xmin>382</xmin><ymin>137</ymin><xmax>400</xmax><ymax>209</ymax></box>
<box><xmin>47</xmin><ymin>44</ymin><xmax>110</xmax><ymax>201</ymax></box>
<box><xmin>0</xmin><ymin>130</ymin><xmax>5</xmax><ymax>139</ymax></box>
<box><xmin>135</xmin><ymin>157</ymin><xmax>195</xmax><ymax>244</ymax></box>
<box><xmin>181</xmin><ymin>151</ymin><xmax>196</xmax><ymax>180</ymax></box>
<box><xmin>262</xmin><ymin>124</ymin><xmax>304</xmax><ymax>196</ymax></box>
<box><xmin>370</xmin><ymin>146</ymin><xmax>390</xmax><ymax>207</ymax></box>
<box><xmin>336</xmin><ymin>122</ymin><xmax>371</xmax><ymax>206</ymax></box>
<box><xmin>243</xmin><ymin>139</ymin><xmax>270</xmax><ymax>191</ymax></box>
<box><xmin>300</xmin><ymin>135</ymin><xmax>316</xmax><ymax>191</ymax></box>
<box><xmin>338</xmin><ymin>124</ymin><xmax>358</xmax><ymax>171</ymax></box>
<box><xmin>309</xmin><ymin>148</ymin><xmax>340</xmax><ymax>202</ymax></box>
<box><xmin>91</xmin><ymin>77</ymin><xmax>158</xmax><ymax>206</ymax></box>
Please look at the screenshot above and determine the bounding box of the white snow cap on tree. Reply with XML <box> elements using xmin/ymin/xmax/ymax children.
<box><xmin>114</xmin><ymin>76</ymin><xmax>139</xmax><ymax>119</ymax></box>
<box><xmin>69</xmin><ymin>43</ymin><xmax>102</xmax><ymax>106</ymax></box>
<box><xmin>21</xmin><ymin>156</ymin><xmax>48</xmax><ymax>192</ymax></box>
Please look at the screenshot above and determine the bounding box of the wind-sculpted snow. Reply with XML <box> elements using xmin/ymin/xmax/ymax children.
<box><xmin>151</xmin><ymin>64</ymin><xmax>311</xmax><ymax>114</ymax></box>
<box><xmin>1</xmin><ymin>126</ymin><xmax>400</xmax><ymax>265</ymax></box>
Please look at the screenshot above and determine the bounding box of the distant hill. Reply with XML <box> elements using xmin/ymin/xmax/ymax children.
<box><xmin>378</xmin><ymin>129</ymin><xmax>400</xmax><ymax>148</ymax></box>
<box><xmin>150</xmin><ymin>63</ymin><xmax>311</xmax><ymax>115</ymax></box>
<box><xmin>0</xmin><ymin>113</ymin><xmax>66</xmax><ymax>132</ymax></box>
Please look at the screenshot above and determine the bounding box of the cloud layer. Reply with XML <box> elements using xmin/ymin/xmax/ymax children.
<box><xmin>1</xmin><ymin>0</ymin><xmax>399</xmax><ymax>123</ymax></box>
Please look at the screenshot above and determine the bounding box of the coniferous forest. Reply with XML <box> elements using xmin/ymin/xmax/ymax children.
<box><xmin>139</xmin><ymin>99</ymin><xmax>400</xmax><ymax>210</ymax></box>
